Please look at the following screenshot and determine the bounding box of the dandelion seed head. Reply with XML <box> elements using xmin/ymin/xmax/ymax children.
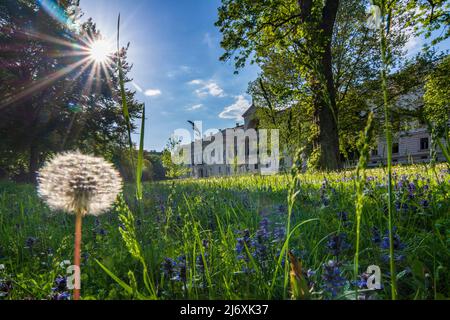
<box><xmin>38</xmin><ymin>151</ymin><xmax>122</xmax><ymax>216</ymax></box>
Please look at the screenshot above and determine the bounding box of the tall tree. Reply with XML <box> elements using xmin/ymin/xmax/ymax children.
<box><xmin>246</xmin><ymin>0</ymin><xmax>407</xmax><ymax>165</ymax></box>
<box><xmin>216</xmin><ymin>0</ymin><xmax>366</xmax><ymax>169</ymax></box>
<box><xmin>0</xmin><ymin>0</ymin><xmax>142</xmax><ymax>182</ymax></box>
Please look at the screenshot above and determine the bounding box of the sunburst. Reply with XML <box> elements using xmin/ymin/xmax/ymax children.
<box><xmin>87</xmin><ymin>38</ymin><xmax>114</xmax><ymax>64</ymax></box>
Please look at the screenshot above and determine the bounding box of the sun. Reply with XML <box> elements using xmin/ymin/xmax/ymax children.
<box><xmin>88</xmin><ymin>39</ymin><xmax>112</xmax><ymax>64</ymax></box>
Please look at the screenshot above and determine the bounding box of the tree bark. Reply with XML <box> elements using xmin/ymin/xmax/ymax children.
<box><xmin>299</xmin><ymin>0</ymin><xmax>341</xmax><ymax>170</ymax></box>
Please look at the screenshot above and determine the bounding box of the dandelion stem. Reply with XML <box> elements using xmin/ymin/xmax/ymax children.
<box><xmin>74</xmin><ymin>210</ymin><xmax>83</xmax><ymax>301</ymax></box>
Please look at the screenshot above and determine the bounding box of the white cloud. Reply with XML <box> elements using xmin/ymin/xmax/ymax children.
<box><xmin>144</xmin><ymin>89</ymin><xmax>162</xmax><ymax>97</ymax></box>
<box><xmin>188</xmin><ymin>79</ymin><xmax>225</xmax><ymax>98</ymax></box>
<box><xmin>219</xmin><ymin>95</ymin><xmax>251</xmax><ymax>121</ymax></box>
<box><xmin>187</xmin><ymin>104</ymin><xmax>204</xmax><ymax>111</ymax></box>
<box><xmin>188</xmin><ymin>79</ymin><xmax>203</xmax><ymax>85</ymax></box>
<box><xmin>199</xmin><ymin>82</ymin><xmax>225</xmax><ymax>97</ymax></box>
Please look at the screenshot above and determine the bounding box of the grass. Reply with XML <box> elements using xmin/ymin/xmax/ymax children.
<box><xmin>0</xmin><ymin>163</ymin><xmax>449</xmax><ymax>300</ymax></box>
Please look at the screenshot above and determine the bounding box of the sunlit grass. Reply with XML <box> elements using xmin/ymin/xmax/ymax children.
<box><xmin>0</xmin><ymin>163</ymin><xmax>448</xmax><ymax>300</ymax></box>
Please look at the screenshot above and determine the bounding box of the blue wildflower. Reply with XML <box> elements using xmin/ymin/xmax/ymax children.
<box><xmin>327</xmin><ymin>233</ymin><xmax>351</xmax><ymax>258</ymax></box>
<box><xmin>0</xmin><ymin>279</ymin><xmax>12</xmax><ymax>297</ymax></box>
<box><xmin>53</xmin><ymin>292</ymin><xmax>71</xmax><ymax>300</ymax></box>
<box><xmin>337</xmin><ymin>211</ymin><xmax>348</xmax><ymax>222</ymax></box>
<box><xmin>25</xmin><ymin>237</ymin><xmax>37</xmax><ymax>249</ymax></box>
<box><xmin>173</xmin><ymin>256</ymin><xmax>187</xmax><ymax>283</ymax></box>
<box><xmin>53</xmin><ymin>276</ymin><xmax>68</xmax><ymax>292</ymax></box>
<box><xmin>236</xmin><ymin>229</ymin><xmax>251</xmax><ymax>260</ymax></box>
<box><xmin>408</xmin><ymin>182</ymin><xmax>416</xmax><ymax>199</ymax></box>
<box><xmin>321</xmin><ymin>260</ymin><xmax>346</xmax><ymax>298</ymax></box>
<box><xmin>273</xmin><ymin>225</ymin><xmax>286</xmax><ymax>242</ymax></box>
<box><xmin>372</xmin><ymin>227</ymin><xmax>381</xmax><ymax>244</ymax></box>
<box><xmin>161</xmin><ymin>258</ymin><xmax>176</xmax><ymax>278</ymax></box>
<box><xmin>420</xmin><ymin>199</ymin><xmax>429</xmax><ymax>208</ymax></box>
<box><xmin>380</xmin><ymin>229</ymin><xmax>404</xmax><ymax>251</ymax></box>
<box><xmin>256</xmin><ymin>218</ymin><xmax>270</xmax><ymax>242</ymax></box>
<box><xmin>51</xmin><ymin>276</ymin><xmax>70</xmax><ymax>300</ymax></box>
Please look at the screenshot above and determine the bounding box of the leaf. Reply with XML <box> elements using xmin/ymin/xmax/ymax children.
<box><xmin>288</xmin><ymin>251</ymin><xmax>310</xmax><ymax>300</ymax></box>
<box><xmin>95</xmin><ymin>259</ymin><xmax>133</xmax><ymax>296</ymax></box>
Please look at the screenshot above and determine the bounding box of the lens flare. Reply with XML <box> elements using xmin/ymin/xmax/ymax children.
<box><xmin>88</xmin><ymin>39</ymin><xmax>112</xmax><ymax>64</ymax></box>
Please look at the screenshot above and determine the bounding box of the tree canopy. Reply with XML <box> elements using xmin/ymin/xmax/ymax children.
<box><xmin>0</xmin><ymin>0</ymin><xmax>143</xmax><ymax>182</ymax></box>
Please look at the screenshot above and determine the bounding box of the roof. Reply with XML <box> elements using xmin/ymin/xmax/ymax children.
<box><xmin>242</xmin><ymin>104</ymin><xmax>256</xmax><ymax>118</ymax></box>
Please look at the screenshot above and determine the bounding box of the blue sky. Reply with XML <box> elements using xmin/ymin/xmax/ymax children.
<box><xmin>80</xmin><ymin>0</ymin><xmax>449</xmax><ymax>152</ymax></box>
<box><xmin>80</xmin><ymin>0</ymin><xmax>260</xmax><ymax>152</ymax></box>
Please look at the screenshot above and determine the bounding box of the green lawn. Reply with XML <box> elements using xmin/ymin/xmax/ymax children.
<box><xmin>0</xmin><ymin>164</ymin><xmax>449</xmax><ymax>300</ymax></box>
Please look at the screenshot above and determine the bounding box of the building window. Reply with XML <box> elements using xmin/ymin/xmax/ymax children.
<box><xmin>392</xmin><ymin>143</ymin><xmax>399</xmax><ymax>154</ymax></box>
<box><xmin>420</xmin><ymin>137</ymin><xmax>429</xmax><ymax>151</ymax></box>
<box><xmin>371</xmin><ymin>148</ymin><xmax>378</xmax><ymax>156</ymax></box>
<box><xmin>245</xmin><ymin>138</ymin><xmax>250</xmax><ymax>158</ymax></box>
<box><xmin>255</xmin><ymin>164</ymin><xmax>259</xmax><ymax>170</ymax></box>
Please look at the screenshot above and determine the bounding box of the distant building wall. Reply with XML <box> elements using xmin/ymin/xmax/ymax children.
<box><xmin>369</xmin><ymin>127</ymin><xmax>447</xmax><ymax>166</ymax></box>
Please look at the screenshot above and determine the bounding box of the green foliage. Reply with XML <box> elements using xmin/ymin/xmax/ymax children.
<box><xmin>424</xmin><ymin>56</ymin><xmax>450</xmax><ymax>132</ymax></box>
<box><xmin>354</xmin><ymin>112</ymin><xmax>374</xmax><ymax>291</ymax></box>
<box><xmin>1</xmin><ymin>164</ymin><xmax>449</xmax><ymax>300</ymax></box>
<box><xmin>0</xmin><ymin>1</ymin><xmax>143</xmax><ymax>182</ymax></box>
<box><xmin>216</xmin><ymin>0</ymin><xmax>344</xmax><ymax>170</ymax></box>
<box><xmin>405</xmin><ymin>0</ymin><xmax>450</xmax><ymax>45</ymax></box>
<box><xmin>161</xmin><ymin>138</ymin><xmax>190</xmax><ymax>179</ymax></box>
<box><xmin>424</xmin><ymin>56</ymin><xmax>450</xmax><ymax>163</ymax></box>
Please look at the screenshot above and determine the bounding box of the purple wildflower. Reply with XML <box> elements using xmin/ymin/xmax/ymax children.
<box><xmin>161</xmin><ymin>258</ymin><xmax>176</xmax><ymax>278</ymax></box>
<box><xmin>327</xmin><ymin>233</ymin><xmax>351</xmax><ymax>258</ymax></box>
<box><xmin>321</xmin><ymin>260</ymin><xmax>346</xmax><ymax>298</ymax></box>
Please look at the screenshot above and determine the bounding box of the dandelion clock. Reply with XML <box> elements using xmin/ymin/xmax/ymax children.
<box><xmin>38</xmin><ymin>151</ymin><xmax>122</xmax><ymax>300</ymax></box>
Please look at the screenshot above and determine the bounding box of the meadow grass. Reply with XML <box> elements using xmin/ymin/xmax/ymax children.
<box><xmin>0</xmin><ymin>163</ymin><xmax>448</xmax><ymax>300</ymax></box>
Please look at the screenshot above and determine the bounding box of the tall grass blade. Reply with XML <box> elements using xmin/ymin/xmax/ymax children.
<box><xmin>354</xmin><ymin>112</ymin><xmax>374</xmax><ymax>299</ymax></box>
<box><xmin>117</xmin><ymin>14</ymin><xmax>135</xmax><ymax>171</ymax></box>
<box><xmin>379</xmin><ymin>0</ymin><xmax>397</xmax><ymax>300</ymax></box>
<box><xmin>136</xmin><ymin>104</ymin><xmax>146</xmax><ymax>202</ymax></box>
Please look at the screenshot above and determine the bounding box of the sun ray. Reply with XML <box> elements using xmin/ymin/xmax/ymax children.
<box><xmin>0</xmin><ymin>57</ymin><xmax>92</xmax><ymax>110</ymax></box>
<box><xmin>94</xmin><ymin>60</ymin><xmax>103</xmax><ymax>94</ymax></box>
<box><xmin>22</xmin><ymin>29</ymin><xmax>86</xmax><ymax>51</ymax></box>
<box><xmin>100</xmin><ymin>61</ymin><xmax>116</xmax><ymax>95</ymax></box>
<box><xmin>81</xmin><ymin>61</ymin><xmax>99</xmax><ymax>97</ymax></box>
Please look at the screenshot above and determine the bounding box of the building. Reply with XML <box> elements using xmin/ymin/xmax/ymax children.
<box><xmin>183</xmin><ymin>90</ymin><xmax>447</xmax><ymax>178</ymax></box>
<box><xmin>369</xmin><ymin>127</ymin><xmax>447</xmax><ymax>166</ymax></box>
<box><xmin>368</xmin><ymin>88</ymin><xmax>448</xmax><ymax>166</ymax></box>
<box><xmin>185</xmin><ymin>104</ymin><xmax>270</xmax><ymax>178</ymax></box>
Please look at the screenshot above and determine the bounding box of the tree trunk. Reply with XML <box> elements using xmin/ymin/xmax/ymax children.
<box><xmin>299</xmin><ymin>0</ymin><xmax>341</xmax><ymax>170</ymax></box>
<box><xmin>316</xmin><ymin>25</ymin><xmax>340</xmax><ymax>170</ymax></box>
